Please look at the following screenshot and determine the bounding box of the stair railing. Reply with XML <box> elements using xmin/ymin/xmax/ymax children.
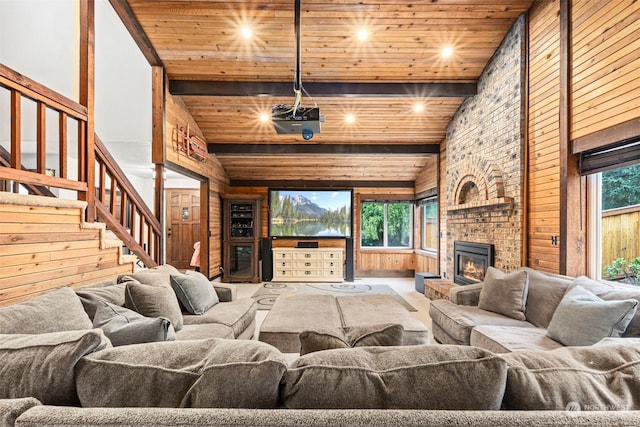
<box><xmin>0</xmin><ymin>63</ymin><xmax>161</xmax><ymax>267</ymax></box>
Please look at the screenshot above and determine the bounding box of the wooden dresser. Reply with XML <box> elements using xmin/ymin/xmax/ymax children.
<box><xmin>272</xmin><ymin>247</ymin><xmax>344</xmax><ymax>282</ymax></box>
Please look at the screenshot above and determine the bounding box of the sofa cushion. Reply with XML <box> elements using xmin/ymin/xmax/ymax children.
<box><xmin>574</xmin><ymin>276</ymin><xmax>640</xmax><ymax>338</ymax></box>
<box><xmin>182</xmin><ymin>298</ymin><xmax>256</xmax><ymax>338</ymax></box>
<box><xmin>76</xmin><ymin>339</ymin><xmax>288</xmax><ymax>408</ymax></box>
<box><xmin>75</xmin><ymin>282</ymin><xmax>126</xmax><ymax>320</ymax></box>
<box><xmin>259</xmin><ymin>294</ymin><xmax>343</xmax><ymax>353</ymax></box>
<box><xmin>299</xmin><ymin>324</ymin><xmax>405</xmax><ymax>355</ymax></box>
<box><xmin>282</xmin><ymin>345</ymin><xmax>507</xmax><ymax>410</ymax></box>
<box><xmin>335</xmin><ymin>295</ymin><xmax>430</xmax><ymax>345</ymax></box>
<box><xmin>429</xmin><ymin>299</ymin><xmax>533</xmax><ymax>345</ymax></box>
<box><xmin>124</xmin><ymin>279</ymin><xmax>183</xmax><ymax>331</ymax></box>
<box><xmin>0</xmin><ymin>329</ymin><xmax>111</xmax><ymax>406</ymax></box>
<box><xmin>501</xmin><ymin>344</ymin><xmax>640</xmax><ymax>410</ymax></box>
<box><xmin>93</xmin><ymin>301</ymin><xmax>176</xmax><ymax>346</ymax></box>
<box><xmin>174</xmin><ymin>323</ymin><xmax>234</xmax><ymax>340</ymax></box>
<box><xmin>521</xmin><ymin>267</ymin><xmax>574</xmax><ymax>328</ymax></box>
<box><xmin>0</xmin><ymin>287</ymin><xmax>93</xmax><ymax>334</ymax></box>
<box><xmin>546</xmin><ymin>285</ymin><xmax>638</xmax><ymax>346</ymax></box>
<box><xmin>470</xmin><ymin>325</ymin><xmax>563</xmax><ymax>353</ymax></box>
<box><xmin>478</xmin><ymin>267</ymin><xmax>529</xmax><ymax>321</ymax></box>
<box><xmin>170</xmin><ymin>271</ymin><xmax>219</xmax><ymax>315</ymax></box>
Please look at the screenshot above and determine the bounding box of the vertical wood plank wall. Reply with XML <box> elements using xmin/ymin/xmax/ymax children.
<box><xmin>164</xmin><ymin>90</ymin><xmax>229</xmax><ymax>277</ymax></box>
<box><xmin>527</xmin><ymin>0</ymin><xmax>640</xmax><ymax>274</ymax></box>
<box><xmin>527</xmin><ymin>0</ymin><xmax>562</xmax><ymax>273</ymax></box>
<box><xmin>571</xmin><ymin>1</ymin><xmax>640</xmax><ymax>141</ymax></box>
<box><xmin>0</xmin><ymin>193</ymin><xmax>134</xmax><ymax>307</ymax></box>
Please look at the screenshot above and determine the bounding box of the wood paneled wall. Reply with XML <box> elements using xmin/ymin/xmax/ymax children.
<box><xmin>527</xmin><ymin>0</ymin><xmax>561</xmax><ymax>273</ymax></box>
<box><xmin>526</xmin><ymin>0</ymin><xmax>640</xmax><ymax>274</ymax></box>
<box><xmin>0</xmin><ymin>193</ymin><xmax>135</xmax><ymax>307</ymax></box>
<box><xmin>571</xmin><ymin>1</ymin><xmax>640</xmax><ymax>141</ymax></box>
<box><xmin>225</xmin><ymin>186</ymin><xmax>420</xmax><ymax>276</ymax></box>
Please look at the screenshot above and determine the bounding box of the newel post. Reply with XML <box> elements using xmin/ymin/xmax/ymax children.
<box><xmin>79</xmin><ymin>0</ymin><xmax>96</xmax><ymax>222</ymax></box>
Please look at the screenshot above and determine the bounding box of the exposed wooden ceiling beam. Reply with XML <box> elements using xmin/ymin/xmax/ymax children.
<box><xmin>209</xmin><ymin>144</ymin><xmax>440</xmax><ymax>155</ymax></box>
<box><xmin>170</xmin><ymin>81</ymin><xmax>477</xmax><ymax>98</ymax></box>
<box><xmin>229</xmin><ymin>179</ymin><xmax>415</xmax><ymax>188</ymax></box>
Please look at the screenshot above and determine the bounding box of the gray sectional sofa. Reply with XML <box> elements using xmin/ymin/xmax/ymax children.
<box><xmin>1</xmin><ymin>265</ymin><xmax>640</xmax><ymax>425</ymax></box>
<box><xmin>430</xmin><ymin>267</ymin><xmax>640</xmax><ymax>352</ymax></box>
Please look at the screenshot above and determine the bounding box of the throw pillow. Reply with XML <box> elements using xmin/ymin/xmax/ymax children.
<box><xmin>283</xmin><ymin>345</ymin><xmax>507</xmax><ymax>409</ymax></box>
<box><xmin>546</xmin><ymin>285</ymin><xmax>638</xmax><ymax>346</ymax></box>
<box><xmin>299</xmin><ymin>328</ymin><xmax>350</xmax><ymax>355</ymax></box>
<box><xmin>118</xmin><ymin>264</ymin><xmax>181</xmax><ymax>288</ymax></box>
<box><xmin>170</xmin><ymin>271</ymin><xmax>219</xmax><ymax>315</ymax></box>
<box><xmin>501</xmin><ymin>344</ymin><xmax>640</xmax><ymax>410</ymax></box>
<box><xmin>124</xmin><ymin>280</ymin><xmax>183</xmax><ymax>331</ymax></box>
<box><xmin>0</xmin><ymin>287</ymin><xmax>93</xmax><ymax>334</ymax></box>
<box><xmin>75</xmin><ymin>282</ymin><xmax>126</xmax><ymax>320</ymax></box>
<box><xmin>93</xmin><ymin>301</ymin><xmax>176</xmax><ymax>346</ymax></box>
<box><xmin>76</xmin><ymin>338</ymin><xmax>288</xmax><ymax>408</ymax></box>
<box><xmin>574</xmin><ymin>275</ymin><xmax>640</xmax><ymax>338</ymax></box>
<box><xmin>478</xmin><ymin>267</ymin><xmax>529</xmax><ymax>321</ymax></box>
<box><xmin>0</xmin><ymin>329</ymin><xmax>111</xmax><ymax>405</ymax></box>
<box><xmin>299</xmin><ymin>324</ymin><xmax>405</xmax><ymax>355</ymax></box>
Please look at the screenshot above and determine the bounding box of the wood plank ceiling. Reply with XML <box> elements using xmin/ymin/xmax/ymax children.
<box><xmin>125</xmin><ymin>0</ymin><xmax>533</xmax><ymax>186</ymax></box>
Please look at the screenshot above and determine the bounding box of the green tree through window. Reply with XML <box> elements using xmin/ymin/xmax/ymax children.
<box><xmin>602</xmin><ymin>164</ymin><xmax>640</xmax><ymax>210</ymax></box>
<box><xmin>361</xmin><ymin>201</ymin><xmax>412</xmax><ymax>248</ymax></box>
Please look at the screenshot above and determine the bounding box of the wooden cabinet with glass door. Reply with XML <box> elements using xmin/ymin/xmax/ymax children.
<box><xmin>222</xmin><ymin>195</ymin><xmax>262</xmax><ymax>283</ymax></box>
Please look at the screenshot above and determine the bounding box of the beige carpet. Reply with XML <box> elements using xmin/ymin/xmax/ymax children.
<box><xmin>251</xmin><ymin>282</ymin><xmax>416</xmax><ymax>311</ymax></box>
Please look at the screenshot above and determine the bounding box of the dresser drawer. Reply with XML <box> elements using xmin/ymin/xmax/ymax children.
<box><xmin>292</xmin><ymin>251</ymin><xmax>323</xmax><ymax>261</ymax></box>
<box><xmin>292</xmin><ymin>269</ymin><xmax>323</xmax><ymax>278</ymax></box>
<box><xmin>324</xmin><ymin>260</ymin><xmax>341</xmax><ymax>269</ymax></box>
<box><xmin>273</xmin><ymin>251</ymin><xmax>292</xmax><ymax>261</ymax></box>
<box><xmin>273</xmin><ymin>269</ymin><xmax>294</xmax><ymax>278</ymax></box>
<box><xmin>323</xmin><ymin>268</ymin><xmax>342</xmax><ymax>278</ymax></box>
<box><xmin>293</xmin><ymin>260</ymin><xmax>323</xmax><ymax>269</ymax></box>
<box><xmin>323</xmin><ymin>251</ymin><xmax>342</xmax><ymax>261</ymax></box>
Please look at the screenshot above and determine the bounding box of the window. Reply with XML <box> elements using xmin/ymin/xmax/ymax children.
<box><xmin>588</xmin><ymin>163</ymin><xmax>640</xmax><ymax>284</ymax></box>
<box><xmin>421</xmin><ymin>197</ymin><xmax>438</xmax><ymax>252</ymax></box>
<box><xmin>361</xmin><ymin>201</ymin><xmax>412</xmax><ymax>248</ymax></box>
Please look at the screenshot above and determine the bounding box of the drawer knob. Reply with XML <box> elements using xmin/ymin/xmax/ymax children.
<box><xmin>305</xmin><ymin>262</ymin><xmax>311</xmax><ymax>266</ymax></box>
<box><xmin>305</xmin><ymin>254</ymin><xmax>311</xmax><ymax>258</ymax></box>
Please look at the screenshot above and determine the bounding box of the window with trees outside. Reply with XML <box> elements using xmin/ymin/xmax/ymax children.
<box><xmin>360</xmin><ymin>201</ymin><xmax>412</xmax><ymax>248</ymax></box>
<box><xmin>421</xmin><ymin>197</ymin><xmax>438</xmax><ymax>252</ymax></box>
<box><xmin>589</xmin><ymin>163</ymin><xmax>640</xmax><ymax>286</ymax></box>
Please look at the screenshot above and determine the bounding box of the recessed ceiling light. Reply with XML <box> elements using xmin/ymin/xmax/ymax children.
<box><xmin>442</xmin><ymin>46</ymin><xmax>454</xmax><ymax>58</ymax></box>
<box><xmin>241</xmin><ymin>26</ymin><xmax>252</xmax><ymax>39</ymax></box>
<box><xmin>357</xmin><ymin>28</ymin><xmax>368</xmax><ymax>41</ymax></box>
<box><xmin>413</xmin><ymin>103</ymin><xmax>424</xmax><ymax>113</ymax></box>
<box><xmin>345</xmin><ymin>114</ymin><xmax>356</xmax><ymax>123</ymax></box>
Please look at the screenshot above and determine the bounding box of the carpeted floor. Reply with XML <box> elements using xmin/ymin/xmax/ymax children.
<box><xmin>250</xmin><ymin>282</ymin><xmax>417</xmax><ymax>311</ymax></box>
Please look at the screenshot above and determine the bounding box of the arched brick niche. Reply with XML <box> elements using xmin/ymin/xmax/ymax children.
<box><xmin>449</xmin><ymin>157</ymin><xmax>510</xmax><ymax>212</ymax></box>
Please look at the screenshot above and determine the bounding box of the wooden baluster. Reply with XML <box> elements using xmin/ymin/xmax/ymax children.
<box><xmin>59</xmin><ymin>112</ymin><xmax>68</xmax><ymax>179</ymax></box>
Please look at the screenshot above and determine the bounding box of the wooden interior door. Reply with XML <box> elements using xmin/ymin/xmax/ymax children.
<box><xmin>166</xmin><ymin>189</ymin><xmax>200</xmax><ymax>270</ymax></box>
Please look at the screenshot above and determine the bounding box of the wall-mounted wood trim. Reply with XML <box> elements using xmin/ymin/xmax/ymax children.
<box><xmin>108</xmin><ymin>0</ymin><xmax>163</xmax><ymax>66</ymax></box>
<box><xmin>230</xmin><ymin>180</ymin><xmax>415</xmax><ymax>188</ymax></box>
<box><xmin>559</xmin><ymin>0</ymin><xmax>585</xmax><ymax>277</ymax></box>
<box><xmin>170</xmin><ymin>81</ymin><xmax>477</xmax><ymax>98</ymax></box>
<box><xmin>522</xmin><ymin>9</ymin><xmax>530</xmax><ymax>268</ymax></box>
<box><xmin>572</xmin><ymin>118</ymin><xmax>640</xmax><ymax>154</ymax></box>
<box><xmin>210</xmin><ymin>144</ymin><xmax>439</xmax><ymax>155</ymax></box>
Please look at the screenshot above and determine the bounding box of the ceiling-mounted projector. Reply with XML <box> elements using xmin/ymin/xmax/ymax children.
<box><xmin>271</xmin><ymin>0</ymin><xmax>322</xmax><ymax>140</ymax></box>
<box><xmin>271</xmin><ymin>105</ymin><xmax>323</xmax><ymax>138</ymax></box>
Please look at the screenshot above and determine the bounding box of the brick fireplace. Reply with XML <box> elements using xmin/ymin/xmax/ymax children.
<box><xmin>440</xmin><ymin>16</ymin><xmax>525</xmax><ymax>278</ymax></box>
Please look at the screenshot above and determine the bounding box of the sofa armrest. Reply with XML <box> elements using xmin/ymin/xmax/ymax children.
<box><xmin>449</xmin><ymin>282</ymin><xmax>483</xmax><ymax>306</ymax></box>
<box><xmin>0</xmin><ymin>398</ymin><xmax>41</xmax><ymax>427</ymax></box>
<box><xmin>213</xmin><ymin>283</ymin><xmax>237</xmax><ymax>302</ymax></box>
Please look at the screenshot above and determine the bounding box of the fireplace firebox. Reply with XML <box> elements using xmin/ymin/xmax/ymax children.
<box><xmin>454</xmin><ymin>241</ymin><xmax>495</xmax><ymax>285</ymax></box>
